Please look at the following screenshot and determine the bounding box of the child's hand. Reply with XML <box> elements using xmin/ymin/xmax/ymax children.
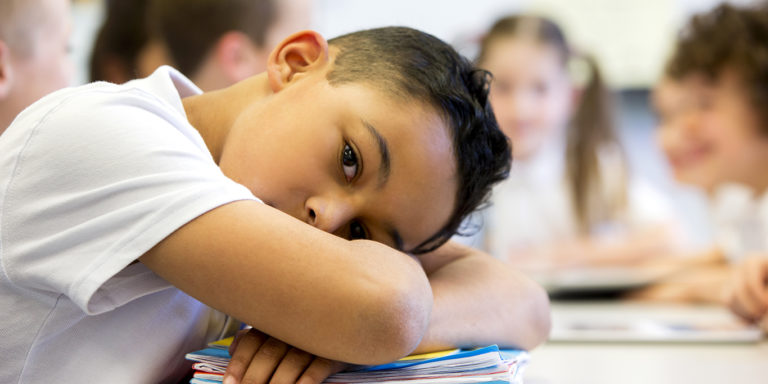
<box><xmin>224</xmin><ymin>328</ymin><xmax>347</xmax><ymax>384</ymax></box>
<box><xmin>726</xmin><ymin>255</ymin><xmax>768</xmax><ymax>322</ymax></box>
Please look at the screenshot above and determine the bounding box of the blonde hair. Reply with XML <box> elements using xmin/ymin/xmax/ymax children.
<box><xmin>477</xmin><ymin>15</ymin><xmax>628</xmax><ymax>234</ymax></box>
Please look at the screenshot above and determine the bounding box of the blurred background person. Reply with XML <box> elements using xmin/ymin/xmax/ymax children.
<box><xmin>88</xmin><ymin>0</ymin><xmax>150</xmax><ymax>83</ymax></box>
<box><xmin>89</xmin><ymin>0</ymin><xmax>311</xmax><ymax>91</ymax></box>
<box><xmin>0</xmin><ymin>0</ymin><xmax>74</xmax><ymax>134</ymax></box>
<box><xmin>633</xmin><ymin>2</ymin><xmax>768</xmax><ymax>304</ymax></box>
<box><xmin>463</xmin><ymin>14</ymin><xmax>681</xmax><ymax>273</ymax></box>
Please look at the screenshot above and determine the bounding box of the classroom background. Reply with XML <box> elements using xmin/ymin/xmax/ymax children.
<box><xmin>52</xmin><ymin>1</ymin><xmax>768</xmax><ymax>383</ymax></box>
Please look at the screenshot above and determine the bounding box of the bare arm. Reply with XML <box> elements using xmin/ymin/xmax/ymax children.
<box><xmin>508</xmin><ymin>226</ymin><xmax>680</xmax><ymax>271</ymax></box>
<box><xmin>139</xmin><ymin>200</ymin><xmax>432</xmax><ymax>365</ymax></box>
<box><xmin>413</xmin><ymin>241</ymin><xmax>551</xmax><ymax>352</ymax></box>
<box><xmin>625</xmin><ymin>247</ymin><xmax>731</xmax><ymax>303</ymax></box>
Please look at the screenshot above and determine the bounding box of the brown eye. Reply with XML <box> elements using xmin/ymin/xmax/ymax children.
<box><xmin>341</xmin><ymin>143</ymin><xmax>359</xmax><ymax>181</ymax></box>
<box><xmin>349</xmin><ymin>220</ymin><xmax>368</xmax><ymax>240</ymax></box>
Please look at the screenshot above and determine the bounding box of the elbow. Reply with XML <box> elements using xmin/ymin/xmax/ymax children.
<box><xmin>516</xmin><ymin>279</ymin><xmax>551</xmax><ymax>350</ymax></box>
<box><xmin>364</xmin><ymin>278</ymin><xmax>433</xmax><ymax>363</ymax></box>
<box><xmin>345</xmin><ymin>247</ymin><xmax>433</xmax><ymax>364</ymax></box>
<box><xmin>528</xmin><ymin>283</ymin><xmax>552</xmax><ymax>348</ymax></box>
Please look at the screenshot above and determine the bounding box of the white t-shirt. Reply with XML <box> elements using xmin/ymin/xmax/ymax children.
<box><xmin>456</xmin><ymin>139</ymin><xmax>677</xmax><ymax>259</ymax></box>
<box><xmin>710</xmin><ymin>183</ymin><xmax>768</xmax><ymax>263</ymax></box>
<box><xmin>0</xmin><ymin>66</ymin><xmax>258</xmax><ymax>383</ymax></box>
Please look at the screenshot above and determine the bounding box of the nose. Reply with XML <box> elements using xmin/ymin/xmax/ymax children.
<box><xmin>505</xmin><ymin>93</ymin><xmax>535</xmax><ymax>124</ymax></box>
<box><xmin>305</xmin><ymin>195</ymin><xmax>356</xmax><ymax>234</ymax></box>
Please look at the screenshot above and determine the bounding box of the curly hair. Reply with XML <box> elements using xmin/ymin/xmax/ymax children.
<box><xmin>666</xmin><ymin>2</ymin><xmax>768</xmax><ymax>134</ymax></box>
<box><xmin>327</xmin><ymin>27</ymin><xmax>512</xmax><ymax>254</ymax></box>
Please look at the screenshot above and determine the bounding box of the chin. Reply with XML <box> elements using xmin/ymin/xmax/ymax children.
<box><xmin>672</xmin><ymin>168</ymin><xmax>718</xmax><ymax>191</ymax></box>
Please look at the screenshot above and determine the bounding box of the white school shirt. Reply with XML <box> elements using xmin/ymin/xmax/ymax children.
<box><xmin>710</xmin><ymin>183</ymin><xmax>768</xmax><ymax>263</ymax></box>
<box><xmin>462</xmin><ymin>139</ymin><xmax>676</xmax><ymax>259</ymax></box>
<box><xmin>0</xmin><ymin>66</ymin><xmax>259</xmax><ymax>383</ymax></box>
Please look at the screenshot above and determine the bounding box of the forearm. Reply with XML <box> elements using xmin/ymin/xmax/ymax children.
<box><xmin>517</xmin><ymin>227</ymin><xmax>679</xmax><ymax>269</ymax></box>
<box><xmin>140</xmin><ymin>201</ymin><xmax>432</xmax><ymax>364</ymax></box>
<box><xmin>414</xmin><ymin>242</ymin><xmax>551</xmax><ymax>352</ymax></box>
<box><xmin>626</xmin><ymin>262</ymin><xmax>732</xmax><ymax>304</ymax></box>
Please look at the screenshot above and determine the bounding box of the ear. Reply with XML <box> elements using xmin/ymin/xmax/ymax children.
<box><xmin>213</xmin><ymin>31</ymin><xmax>265</xmax><ymax>84</ymax></box>
<box><xmin>266</xmin><ymin>30</ymin><xmax>329</xmax><ymax>92</ymax></box>
<box><xmin>0</xmin><ymin>40</ymin><xmax>14</xmax><ymax>99</ymax></box>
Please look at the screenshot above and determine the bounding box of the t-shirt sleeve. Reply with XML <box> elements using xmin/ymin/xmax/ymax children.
<box><xmin>1</xmin><ymin>87</ymin><xmax>258</xmax><ymax>315</ymax></box>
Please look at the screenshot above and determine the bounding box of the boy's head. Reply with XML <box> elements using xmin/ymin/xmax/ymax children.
<box><xmin>654</xmin><ymin>3</ymin><xmax>768</xmax><ymax>192</ymax></box>
<box><xmin>0</xmin><ymin>0</ymin><xmax>73</xmax><ymax>134</ymax></box>
<box><xmin>89</xmin><ymin>0</ymin><xmax>151</xmax><ymax>83</ymax></box>
<box><xmin>141</xmin><ymin>0</ymin><xmax>309</xmax><ymax>91</ymax></box>
<box><xmin>327</xmin><ymin>27</ymin><xmax>512</xmax><ymax>252</ymax></box>
<box><xmin>215</xmin><ymin>27</ymin><xmax>510</xmax><ymax>254</ymax></box>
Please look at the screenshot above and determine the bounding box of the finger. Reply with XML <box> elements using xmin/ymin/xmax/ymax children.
<box><xmin>226</xmin><ymin>329</ymin><xmax>268</xmax><ymax>383</ymax></box>
<box><xmin>268</xmin><ymin>348</ymin><xmax>313</xmax><ymax>384</ymax></box>
<box><xmin>744</xmin><ymin>260</ymin><xmax>768</xmax><ymax>316</ymax></box>
<box><xmin>760</xmin><ymin>315</ymin><xmax>768</xmax><ymax>333</ymax></box>
<box><xmin>240</xmin><ymin>337</ymin><xmax>290</xmax><ymax>384</ymax></box>
<box><xmin>229</xmin><ymin>328</ymin><xmax>251</xmax><ymax>356</ymax></box>
<box><xmin>733</xmin><ymin>277</ymin><xmax>763</xmax><ymax>321</ymax></box>
<box><xmin>757</xmin><ymin>259</ymin><xmax>768</xmax><ymax>302</ymax></box>
<box><xmin>296</xmin><ymin>357</ymin><xmax>347</xmax><ymax>384</ymax></box>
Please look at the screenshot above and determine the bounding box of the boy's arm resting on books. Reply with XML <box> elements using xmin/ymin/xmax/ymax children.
<box><xmin>139</xmin><ymin>200</ymin><xmax>432</xmax><ymax>365</ymax></box>
<box><xmin>413</xmin><ymin>241</ymin><xmax>551</xmax><ymax>352</ymax></box>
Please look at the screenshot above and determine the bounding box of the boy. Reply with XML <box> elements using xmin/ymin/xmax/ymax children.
<box><xmin>634</xmin><ymin>3</ymin><xmax>768</xmax><ymax>306</ymax></box>
<box><xmin>91</xmin><ymin>0</ymin><xmax>309</xmax><ymax>92</ymax></box>
<box><xmin>141</xmin><ymin>0</ymin><xmax>310</xmax><ymax>91</ymax></box>
<box><xmin>0</xmin><ymin>0</ymin><xmax>73</xmax><ymax>134</ymax></box>
<box><xmin>0</xmin><ymin>27</ymin><xmax>550</xmax><ymax>383</ymax></box>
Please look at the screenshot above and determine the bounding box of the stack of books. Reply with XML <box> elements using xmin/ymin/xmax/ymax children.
<box><xmin>184</xmin><ymin>338</ymin><xmax>529</xmax><ymax>384</ymax></box>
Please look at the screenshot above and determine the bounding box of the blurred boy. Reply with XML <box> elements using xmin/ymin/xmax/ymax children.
<box><xmin>141</xmin><ymin>0</ymin><xmax>311</xmax><ymax>91</ymax></box>
<box><xmin>635</xmin><ymin>3</ymin><xmax>768</xmax><ymax>307</ymax></box>
<box><xmin>91</xmin><ymin>0</ymin><xmax>310</xmax><ymax>92</ymax></box>
<box><xmin>0</xmin><ymin>27</ymin><xmax>550</xmax><ymax>383</ymax></box>
<box><xmin>0</xmin><ymin>0</ymin><xmax>73</xmax><ymax>134</ymax></box>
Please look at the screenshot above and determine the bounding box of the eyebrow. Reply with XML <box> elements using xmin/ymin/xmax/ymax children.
<box><xmin>362</xmin><ymin>120</ymin><xmax>390</xmax><ymax>188</ymax></box>
<box><xmin>360</xmin><ymin>120</ymin><xmax>402</xmax><ymax>251</ymax></box>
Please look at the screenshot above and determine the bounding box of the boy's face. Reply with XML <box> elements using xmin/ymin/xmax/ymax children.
<box><xmin>482</xmin><ymin>38</ymin><xmax>573</xmax><ymax>160</ymax></box>
<box><xmin>654</xmin><ymin>71</ymin><xmax>768</xmax><ymax>191</ymax></box>
<box><xmin>219</xmin><ymin>75</ymin><xmax>458</xmax><ymax>252</ymax></box>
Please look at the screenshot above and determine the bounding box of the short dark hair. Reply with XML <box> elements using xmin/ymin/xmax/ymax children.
<box><xmin>666</xmin><ymin>2</ymin><xmax>768</xmax><ymax>134</ymax></box>
<box><xmin>327</xmin><ymin>27</ymin><xmax>511</xmax><ymax>254</ymax></box>
<box><xmin>89</xmin><ymin>0</ymin><xmax>151</xmax><ymax>82</ymax></box>
<box><xmin>146</xmin><ymin>0</ymin><xmax>276</xmax><ymax>77</ymax></box>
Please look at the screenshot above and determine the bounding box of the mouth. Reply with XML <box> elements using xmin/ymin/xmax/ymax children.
<box><xmin>668</xmin><ymin>144</ymin><xmax>713</xmax><ymax>170</ymax></box>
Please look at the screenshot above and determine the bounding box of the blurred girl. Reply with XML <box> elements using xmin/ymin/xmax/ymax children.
<box><xmin>470</xmin><ymin>15</ymin><xmax>680</xmax><ymax>271</ymax></box>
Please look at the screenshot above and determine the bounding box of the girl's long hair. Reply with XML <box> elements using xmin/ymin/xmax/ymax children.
<box><xmin>477</xmin><ymin>15</ymin><xmax>628</xmax><ymax>233</ymax></box>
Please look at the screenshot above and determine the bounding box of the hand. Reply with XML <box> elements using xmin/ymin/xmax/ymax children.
<box><xmin>726</xmin><ymin>255</ymin><xmax>768</xmax><ymax>322</ymax></box>
<box><xmin>224</xmin><ymin>328</ymin><xmax>348</xmax><ymax>384</ymax></box>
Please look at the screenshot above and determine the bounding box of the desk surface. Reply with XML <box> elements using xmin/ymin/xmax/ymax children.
<box><xmin>523</xmin><ymin>301</ymin><xmax>768</xmax><ymax>384</ymax></box>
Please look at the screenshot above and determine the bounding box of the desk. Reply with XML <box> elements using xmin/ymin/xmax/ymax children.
<box><xmin>523</xmin><ymin>301</ymin><xmax>768</xmax><ymax>384</ymax></box>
